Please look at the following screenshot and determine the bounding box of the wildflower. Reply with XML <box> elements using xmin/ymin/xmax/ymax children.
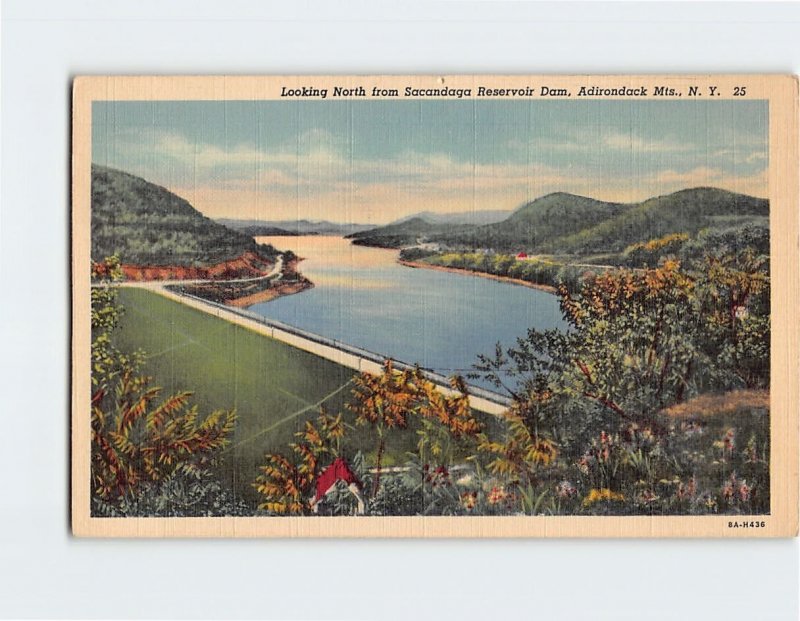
<box><xmin>738</xmin><ymin>481</ymin><xmax>751</xmax><ymax>502</ymax></box>
<box><xmin>743</xmin><ymin>436</ymin><xmax>759</xmax><ymax>463</ymax></box>
<box><xmin>640</xmin><ymin>427</ymin><xmax>655</xmax><ymax>443</ymax></box>
<box><xmin>722</xmin><ymin>428</ymin><xmax>736</xmax><ymax>455</ymax></box>
<box><xmin>556</xmin><ymin>480</ymin><xmax>577</xmax><ymax>498</ymax></box>
<box><xmin>687</xmin><ymin>476</ymin><xmax>697</xmax><ymax>497</ymax></box>
<box><xmin>487</xmin><ymin>486</ymin><xmax>507</xmax><ymax>505</ymax></box>
<box><xmin>599</xmin><ymin>431</ymin><xmax>611</xmax><ymax>462</ymax></box>
<box><xmin>577</xmin><ymin>454</ymin><xmax>593</xmax><ymax>475</ymax></box>
<box><xmin>702</xmin><ymin>493</ymin><xmax>718</xmax><ymax>512</ymax></box>
<box><xmin>722</xmin><ymin>473</ymin><xmax>737</xmax><ymax>501</ymax></box>
<box><xmin>428</xmin><ymin>465</ymin><xmax>450</xmax><ymax>488</ymax></box>
<box><xmin>680</xmin><ymin>421</ymin><xmax>704</xmax><ymax>437</ymax></box>
<box><xmin>460</xmin><ymin>491</ymin><xmax>477</xmax><ymax>511</ymax></box>
<box><xmin>455</xmin><ymin>473</ymin><xmax>474</xmax><ymax>487</ymax></box>
<box><xmin>582</xmin><ymin>488</ymin><xmax>625</xmax><ymax>507</ymax></box>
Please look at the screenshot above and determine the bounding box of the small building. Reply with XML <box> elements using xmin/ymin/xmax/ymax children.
<box><xmin>516</xmin><ymin>252</ymin><xmax>528</xmax><ymax>260</ymax></box>
<box><xmin>310</xmin><ymin>457</ymin><xmax>365</xmax><ymax>515</ymax></box>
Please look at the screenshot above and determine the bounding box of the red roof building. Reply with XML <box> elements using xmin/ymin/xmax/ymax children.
<box><xmin>311</xmin><ymin>457</ymin><xmax>366</xmax><ymax>515</ymax></box>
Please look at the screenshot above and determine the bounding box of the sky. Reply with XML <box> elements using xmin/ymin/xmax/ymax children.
<box><xmin>92</xmin><ymin>99</ymin><xmax>768</xmax><ymax>225</ymax></box>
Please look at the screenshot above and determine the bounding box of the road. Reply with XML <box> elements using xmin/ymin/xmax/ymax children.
<box><xmin>93</xmin><ymin>255</ymin><xmax>284</xmax><ymax>290</ymax></box>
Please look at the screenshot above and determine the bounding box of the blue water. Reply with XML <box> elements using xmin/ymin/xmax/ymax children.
<box><xmin>248</xmin><ymin>236</ymin><xmax>566</xmax><ymax>392</ymax></box>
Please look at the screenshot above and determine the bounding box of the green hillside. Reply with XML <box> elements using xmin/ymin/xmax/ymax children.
<box><xmin>91</xmin><ymin>165</ymin><xmax>277</xmax><ymax>266</ymax></box>
<box><xmin>547</xmin><ymin>187</ymin><xmax>768</xmax><ymax>254</ymax></box>
<box><xmin>426</xmin><ymin>187</ymin><xmax>767</xmax><ymax>254</ymax></box>
<box><xmin>466</xmin><ymin>192</ymin><xmax>625</xmax><ymax>251</ymax></box>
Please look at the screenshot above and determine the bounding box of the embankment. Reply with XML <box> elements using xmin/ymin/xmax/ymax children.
<box><xmin>121</xmin><ymin>251</ymin><xmax>274</xmax><ymax>281</ymax></box>
<box><xmin>398</xmin><ymin>259</ymin><xmax>558</xmax><ymax>293</ymax></box>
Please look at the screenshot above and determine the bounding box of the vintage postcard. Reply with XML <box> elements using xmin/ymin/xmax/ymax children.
<box><xmin>72</xmin><ymin>75</ymin><xmax>798</xmax><ymax>537</ymax></box>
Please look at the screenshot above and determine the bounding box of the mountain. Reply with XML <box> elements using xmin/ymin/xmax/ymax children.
<box><xmin>389</xmin><ymin>209</ymin><xmax>512</xmax><ymax>227</ymax></box>
<box><xmin>236</xmin><ymin>225</ymin><xmax>309</xmax><ymax>237</ymax></box>
<box><xmin>91</xmin><ymin>165</ymin><xmax>276</xmax><ymax>267</ymax></box>
<box><xmin>460</xmin><ymin>192</ymin><xmax>625</xmax><ymax>251</ymax></box>
<box><xmin>434</xmin><ymin>187</ymin><xmax>768</xmax><ymax>254</ymax></box>
<box><xmin>346</xmin><ymin>217</ymin><xmax>474</xmax><ymax>248</ymax></box>
<box><xmin>546</xmin><ymin>187</ymin><xmax>768</xmax><ymax>254</ymax></box>
<box><xmin>217</xmin><ymin>218</ymin><xmax>373</xmax><ymax>236</ymax></box>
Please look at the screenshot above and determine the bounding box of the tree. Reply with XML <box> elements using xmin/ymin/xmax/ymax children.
<box><xmin>348</xmin><ymin>360</ymin><xmax>428</xmax><ymax>495</ymax></box>
<box><xmin>90</xmin><ymin>256</ymin><xmax>237</xmax><ymax>513</ymax></box>
<box><xmin>690</xmin><ymin>244</ymin><xmax>770</xmax><ymax>389</ymax></box>
<box><xmin>253</xmin><ymin>410</ymin><xmax>345</xmax><ymax>514</ymax></box>
<box><xmin>474</xmin><ymin>234</ymin><xmax>771</xmax><ymax>436</ymax></box>
<box><xmin>347</xmin><ymin>362</ymin><xmax>482</xmax><ymax>497</ymax></box>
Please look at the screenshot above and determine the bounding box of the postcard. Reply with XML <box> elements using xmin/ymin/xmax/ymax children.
<box><xmin>72</xmin><ymin>75</ymin><xmax>798</xmax><ymax>537</ymax></box>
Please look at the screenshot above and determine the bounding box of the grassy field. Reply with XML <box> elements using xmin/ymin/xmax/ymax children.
<box><xmin>114</xmin><ymin>288</ymin><xmax>418</xmax><ymax>505</ymax></box>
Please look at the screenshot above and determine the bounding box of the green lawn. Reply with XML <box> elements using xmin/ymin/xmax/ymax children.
<box><xmin>114</xmin><ymin>288</ymin><xmax>413</xmax><ymax>505</ymax></box>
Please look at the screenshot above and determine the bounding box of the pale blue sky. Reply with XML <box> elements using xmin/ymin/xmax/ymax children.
<box><xmin>92</xmin><ymin>99</ymin><xmax>768</xmax><ymax>224</ymax></box>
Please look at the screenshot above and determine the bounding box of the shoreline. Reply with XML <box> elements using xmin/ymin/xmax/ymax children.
<box><xmin>128</xmin><ymin>256</ymin><xmax>315</xmax><ymax>307</ymax></box>
<box><xmin>141</xmin><ymin>286</ymin><xmax>508</xmax><ymax>416</ymax></box>
<box><xmin>397</xmin><ymin>259</ymin><xmax>558</xmax><ymax>293</ymax></box>
<box><xmin>225</xmin><ymin>280</ymin><xmax>313</xmax><ymax>307</ymax></box>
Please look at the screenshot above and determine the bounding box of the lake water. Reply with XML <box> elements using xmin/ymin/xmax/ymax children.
<box><xmin>249</xmin><ymin>236</ymin><xmax>566</xmax><ymax>391</ymax></box>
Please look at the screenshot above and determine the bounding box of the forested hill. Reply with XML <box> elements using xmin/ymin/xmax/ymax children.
<box><xmin>467</xmin><ymin>192</ymin><xmax>627</xmax><ymax>252</ymax></box>
<box><xmin>538</xmin><ymin>187</ymin><xmax>769</xmax><ymax>254</ymax></box>
<box><xmin>346</xmin><ymin>217</ymin><xmax>474</xmax><ymax>248</ymax></box>
<box><xmin>91</xmin><ymin>165</ymin><xmax>277</xmax><ymax>266</ymax></box>
<box><xmin>352</xmin><ymin>187</ymin><xmax>769</xmax><ymax>254</ymax></box>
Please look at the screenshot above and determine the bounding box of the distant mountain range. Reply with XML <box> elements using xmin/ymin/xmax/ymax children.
<box><xmin>347</xmin><ymin>217</ymin><xmax>474</xmax><ymax>248</ymax></box>
<box><xmin>217</xmin><ymin>218</ymin><xmax>374</xmax><ymax>236</ymax></box>
<box><xmin>91</xmin><ymin>165</ymin><xmax>277</xmax><ymax>267</ymax></box>
<box><xmin>389</xmin><ymin>209</ymin><xmax>512</xmax><ymax>226</ymax></box>
<box><xmin>351</xmin><ymin>187</ymin><xmax>769</xmax><ymax>254</ymax></box>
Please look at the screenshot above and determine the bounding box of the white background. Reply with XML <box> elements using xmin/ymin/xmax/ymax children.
<box><xmin>1</xmin><ymin>2</ymin><xmax>798</xmax><ymax>619</ymax></box>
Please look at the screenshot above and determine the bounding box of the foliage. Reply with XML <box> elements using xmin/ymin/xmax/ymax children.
<box><xmin>90</xmin><ymin>257</ymin><xmax>237</xmax><ymax>515</ymax></box>
<box><xmin>423</xmin><ymin>251</ymin><xmax>590</xmax><ymax>292</ymax></box>
<box><xmin>428</xmin><ymin>187</ymin><xmax>767</xmax><ymax>255</ymax></box>
<box><xmin>94</xmin><ymin>180</ymin><xmax>771</xmax><ymax>517</ymax></box>
<box><xmin>347</xmin><ymin>361</ymin><xmax>482</xmax><ymax>494</ymax></box>
<box><xmin>253</xmin><ymin>410</ymin><xmax>345</xmax><ymax>514</ymax></box>
<box><xmin>92</xmin><ymin>164</ymin><xmax>278</xmax><ymax>266</ymax></box>
<box><xmin>92</xmin><ymin>468</ymin><xmax>250</xmax><ymax>517</ymax></box>
<box><xmin>113</xmin><ymin>287</ymin><xmax>363</xmax><ymax>503</ymax></box>
<box><xmin>250</xmin><ymin>225</ymin><xmax>770</xmax><ymax>517</ymax></box>
<box><xmin>623</xmin><ymin>233</ymin><xmax>689</xmax><ymax>267</ymax></box>
<box><xmin>398</xmin><ymin>247</ymin><xmax>437</xmax><ymax>262</ymax></box>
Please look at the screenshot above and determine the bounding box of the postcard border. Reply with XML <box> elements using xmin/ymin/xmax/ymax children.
<box><xmin>71</xmin><ymin>74</ymin><xmax>799</xmax><ymax>537</ymax></box>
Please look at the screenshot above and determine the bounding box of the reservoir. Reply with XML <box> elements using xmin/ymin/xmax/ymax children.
<box><xmin>249</xmin><ymin>236</ymin><xmax>567</xmax><ymax>392</ymax></box>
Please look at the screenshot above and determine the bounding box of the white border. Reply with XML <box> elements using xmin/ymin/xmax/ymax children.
<box><xmin>2</xmin><ymin>2</ymin><xmax>799</xmax><ymax>619</ymax></box>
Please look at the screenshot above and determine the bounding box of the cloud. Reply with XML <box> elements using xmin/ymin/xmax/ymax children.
<box><xmin>600</xmin><ymin>131</ymin><xmax>689</xmax><ymax>153</ymax></box>
<box><xmin>518</xmin><ymin>127</ymin><xmax>695</xmax><ymax>157</ymax></box>
<box><xmin>649</xmin><ymin>166</ymin><xmax>768</xmax><ymax>199</ymax></box>
<box><xmin>97</xmin><ymin>126</ymin><xmax>769</xmax><ymax>223</ymax></box>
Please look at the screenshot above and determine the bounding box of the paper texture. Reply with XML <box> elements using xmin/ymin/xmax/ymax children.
<box><xmin>72</xmin><ymin>75</ymin><xmax>798</xmax><ymax>537</ymax></box>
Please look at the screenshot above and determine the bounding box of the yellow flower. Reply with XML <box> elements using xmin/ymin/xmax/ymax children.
<box><xmin>582</xmin><ymin>488</ymin><xmax>625</xmax><ymax>507</ymax></box>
